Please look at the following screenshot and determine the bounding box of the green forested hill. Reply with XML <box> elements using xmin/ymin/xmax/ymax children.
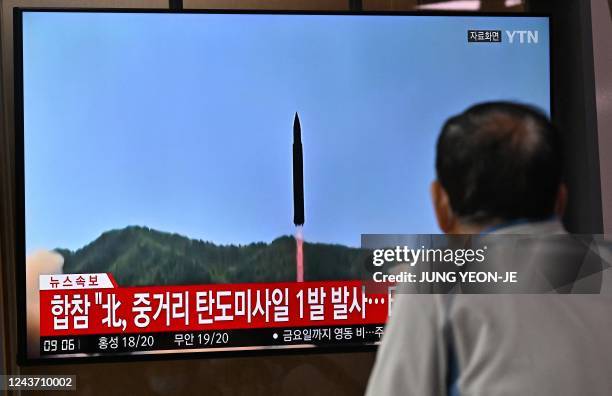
<box><xmin>57</xmin><ymin>226</ymin><xmax>368</xmax><ymax>286</ymax></box>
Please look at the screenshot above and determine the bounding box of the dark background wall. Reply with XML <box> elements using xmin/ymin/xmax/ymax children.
<box><xmin>528</xmin><ymin>0</ymin><xmax>604</xmax><ymax>234</ymax></box>
<box><xmin>591</xmin><ymin>0</ymin><xmax>612</xmax><ymax>234</ymax></box>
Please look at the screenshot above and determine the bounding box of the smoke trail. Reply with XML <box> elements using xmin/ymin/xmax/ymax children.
<box><xmin>296</xmin><ymin>225</ymin><xmax>304</xmax><ymax>282</ymax></box>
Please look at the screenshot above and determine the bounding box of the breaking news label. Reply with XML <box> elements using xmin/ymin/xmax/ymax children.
<box><xmin>39</xmin><ymin>274</ymin><xmax>392</xmax><ymax>356</ymax></box>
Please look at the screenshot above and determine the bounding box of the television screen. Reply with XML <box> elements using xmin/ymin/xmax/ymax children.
<box><xmin>17</xmin><ymin>10</ymin><xmax>550</xmax><ymax>362</ymax></box>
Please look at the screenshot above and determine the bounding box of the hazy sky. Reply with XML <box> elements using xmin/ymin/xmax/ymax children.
<box><xmin>22</xmin><ymin>12</ymin><xmax>550</xmax><ymax>251</ymax></box>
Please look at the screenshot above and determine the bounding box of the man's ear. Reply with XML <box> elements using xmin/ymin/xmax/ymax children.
<box><xmin>431</xmin><ymin>180</ymin><xmax>456</xmax><ymax>233</ymax></box>
<box><xmin>554</xmin><ymin>183</ymin><xmax>568</xmax><ymax>218</ymax></box>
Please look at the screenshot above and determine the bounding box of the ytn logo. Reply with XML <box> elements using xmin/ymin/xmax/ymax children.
<box><xmin>506</xmin><ymin>30</ymin><xmax>539</xmax><ymax>44</ymax></box>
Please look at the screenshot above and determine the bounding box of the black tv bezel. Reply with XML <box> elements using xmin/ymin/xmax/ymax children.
<box><xmin>13</xmin><ymin>7</ymin><xmax>553</xmax><ymax>366</ymax></box>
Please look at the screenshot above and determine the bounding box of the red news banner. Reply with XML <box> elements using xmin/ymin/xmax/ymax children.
<box><xmin>39</xmin><ymin>274</ymin><xmax>392</xmax><ymax>341</ymax></box>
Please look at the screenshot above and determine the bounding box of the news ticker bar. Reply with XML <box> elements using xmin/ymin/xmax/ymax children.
<box><xmin>40</xmin><ymin>279</ymin><xmax>391</xmax><ymax>336</ymax></box>
<box><xmin>0</xmin><ymin>376</ymin><xmax>76</xmax><ymax>391</ymax></box>
<box><xmin>40</xmin><ymin>324</ymin><xmax>385</xmax><ymax>356</ymax></box>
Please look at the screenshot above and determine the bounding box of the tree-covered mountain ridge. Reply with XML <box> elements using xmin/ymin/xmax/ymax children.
<box><xmin>57</xmin><ymin>226</ymin><xmax>368</xmax><ymax>286</ymax></box>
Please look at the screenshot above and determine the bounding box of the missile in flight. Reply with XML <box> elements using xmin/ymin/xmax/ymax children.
<box><xmin>293</xmin><ymin>112</ymin><xmax>305</xmax><ymax>226</ymax></box>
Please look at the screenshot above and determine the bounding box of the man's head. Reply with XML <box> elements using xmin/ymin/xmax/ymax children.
<box><xmin>432</xmin><ymin>101</ymin><xmax>566</xmax><ymax>234</ymax></box>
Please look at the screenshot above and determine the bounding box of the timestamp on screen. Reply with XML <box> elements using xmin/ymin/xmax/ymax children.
<box><xmin>42</xmin><ymin>338</ymin><xmax>80</xmax><ymax>353</ymax></box>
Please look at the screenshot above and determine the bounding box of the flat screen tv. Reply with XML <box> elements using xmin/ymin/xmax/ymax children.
<box><xmin>14</xmin><ymin>9</ymin><xmax>550</xmax><ymax>363</ymax></box>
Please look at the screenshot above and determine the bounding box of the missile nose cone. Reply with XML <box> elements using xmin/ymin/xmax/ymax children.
<box><xmin>293</xmin><ymin>112</ymin><xmax>301</xmax><ymax>142</ymax></box>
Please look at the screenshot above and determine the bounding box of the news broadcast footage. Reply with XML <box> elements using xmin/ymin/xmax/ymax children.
<box><xmin>20</xmin><ymin>11</ymin><xmax>549</xmax><ymax>360</ymax></box>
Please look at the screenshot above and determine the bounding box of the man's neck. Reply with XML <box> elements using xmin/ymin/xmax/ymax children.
<box><xmin>450</xmin><ymin>216</ymin><xmax>560</xmax><ymax>235</ymax></box>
